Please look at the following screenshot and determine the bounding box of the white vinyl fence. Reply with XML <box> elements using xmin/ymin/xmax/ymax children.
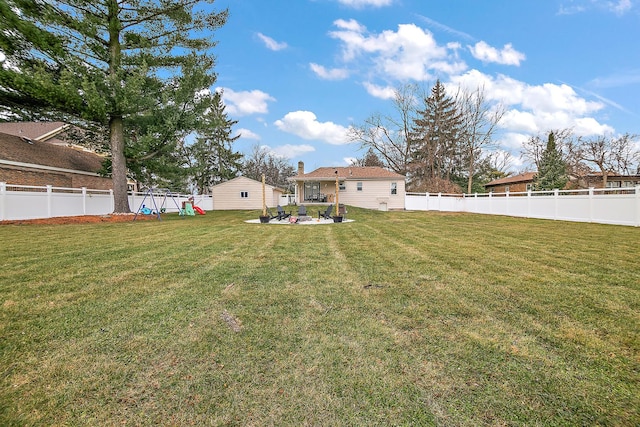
<box><xmin>406</xmin><ymin>187</ymin><xmax>640</xmax><ymax>227</ymax></box>
<box><xmin>0</xmin><ymin>182</ymin><xmax>213</xmax><ymax>221</ymax></box>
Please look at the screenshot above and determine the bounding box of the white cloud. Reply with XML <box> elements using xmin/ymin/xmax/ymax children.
<box><xmin>329</xmin><ymin>20</ymin><xmax>466</xmax><ymax>81</ymax></box>
<box><xmin>449</xmin><ymin>70</ymin><xmax>614</xmax><ymax>150</ymax></box>
<box><xmin>310</xmin><ymin>63</ymin><xmax>349</xmax><ymax>80</ymax></box>
<box><xmin>337</xmin><ymin>0</ymin><xmax>393</xmax><ymax>8</ymax></box>
<box><xmin>274</xmin><ymin>111</ymin><xmax>351</xmax><ymax>145</ymax></box>
<box><xmin>363</xmin><ymin>82</ymin><xmax>396</xmax><ymax>99</ymax></box>
<box><xmin>609</xmin><ymin>0</ymin><xmax>632</xmax><ymax>15</ymax></box>
<box><xmin>270</xmin><ymin>144</ymin><xmax>316</xmax><ymax>159</ymax></box>
<box><xmin>468</xmin><ymin>41</ymin><xmax>525</xmax><ymax>66</ymax></box>
<box><xmin>257</xmin><ymin>33</ymin><xmax>288</xmax><ymax>51</ymax></box>
<box><xmin>216</xmin><ymin>87</ymin><xmax>275</xmax><ymax>116</ymax></box>
<box><xmin>558</xmin><ymin>0</ymin><xmax>632</xmax><ymax>15</ymax></box>
<box><xmin>235</xmin><ymin>128</ymin><xmax>260</xmax><ymax>140</ymax></box>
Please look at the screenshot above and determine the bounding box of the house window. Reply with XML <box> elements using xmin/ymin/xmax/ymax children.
<box><xmin>339</xmin><ymin>181</ymin><xmax>346</xmax><ymax>191</ymax></box>
<box><xmin>526</xmin><ymin>183</ymin><xmax>533</xmax><ymax>191</ymax></box>
<box><xmin>607</xmin><ymin>181</ymin><xmax>621</xmax><ymax>188</ymax></box>
<box><xmin>240</xmin><ymin>191</ymin><xmax>249</xmax><ymax>198</ymax></box>
<box><xmin>357</xmin><ymin>182</ymin><xmax>363</xmax><ymax>191</ymax></box>
<box><xmin>504</xmin><ymin>185</ymin><xmax>510</xmax><ymax>193</ymax></box>
<box><xmin>391</xmin><ymin>182</ymin><xmax>397</xmax><ymax>195</ymax></box>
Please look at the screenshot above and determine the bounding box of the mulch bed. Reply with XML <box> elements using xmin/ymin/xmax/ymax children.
<box><xmin>0</xmin><ymin>214</ymin><xmax>156</xmax><ymax>225</ymax></box>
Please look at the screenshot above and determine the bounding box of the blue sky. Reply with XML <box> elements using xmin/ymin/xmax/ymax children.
<box><xmin>211</xmin><ymin>0</ymin><xmax>640</xmax><ymax>173</ymax></box>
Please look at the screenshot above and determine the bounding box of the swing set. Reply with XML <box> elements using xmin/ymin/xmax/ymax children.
<box><xmin>133</xmin><ymin>188</ymin><xmax>186</xmax><ymax>221</ymax></box>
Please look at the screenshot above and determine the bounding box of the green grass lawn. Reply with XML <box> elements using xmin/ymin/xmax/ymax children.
<box><xmin>1</xmin><ymin>208</ymin><xmax>638</xmax><ymax>426</ymax></box>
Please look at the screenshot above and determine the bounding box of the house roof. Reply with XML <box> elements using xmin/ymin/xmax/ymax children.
<box><xmin>485</xmin><ymin>172</ymin><xmax>536</xmax><ymax>187</ymax></box>
<box><xmin>0</xmin><ymin>121</ymin><xmax>69</xmax><ymax>142</ymax></box>
<box><xmin>0</xmin><ymin>132</ymin><xmax>105</xmax><ymax>174</ymax></box>
<box><xmin>292</xmin><ymin>166</ymin><xmax>405</xmax><ymax>181</ymax></box>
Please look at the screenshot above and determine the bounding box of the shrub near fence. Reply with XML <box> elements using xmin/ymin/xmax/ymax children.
<box><xmin>0</xmin><ymin>182</ymin><xmax>213</xmax><ymax>221</ymax></box>
<box><xmin>405</xmin><ymin>186</ymin><xmax>640</xmax><ymax>227</ymax></box>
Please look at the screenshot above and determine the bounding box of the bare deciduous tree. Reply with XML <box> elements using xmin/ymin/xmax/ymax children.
<box><xmin>348</xmin><ymin>83</ymin><xmax>421</xmax><ymax>176</ymax></box>
<box><xmin>456</xmin><ymin>85</ymin><xmax>505</xmax><ymax>193</ymax></box>
<box><xmin>581</xmin><ymin>133</ymin><xmax>640</xmax><ymax>187</ymax></box>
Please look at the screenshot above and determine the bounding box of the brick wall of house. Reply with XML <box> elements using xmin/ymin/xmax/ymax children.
<box><xmin>488</xmin><ymin>182</ymin><xmax>532</xmax><ymax>193</ymax></box>
<box><xmin>0</xmin><ymin>166</ymin><xmax>112</xmax><ymax>190</ymax></box>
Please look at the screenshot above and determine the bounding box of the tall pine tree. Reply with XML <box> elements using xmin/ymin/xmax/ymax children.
<box><xmin>409</xmin><ymin>80</ymin><xmax>463</xmax><ymax>191</ymax></box>
<box><xmin>535</xmin><ymin>132</ymin><xmax>568</xmax><ymax>190</ymax></box>
<box><xmin>188</xmin><ymin>92</ymin><xmax>242</xmax><ymax>194</ymax></box>
<box><xmin>0</xmin><ymin>0</ymin><xmax>227</xmax><ymax>212</ymax></box>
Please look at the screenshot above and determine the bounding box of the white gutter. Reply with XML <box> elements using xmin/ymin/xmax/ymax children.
<box><xmin>0</xmin><ymin>159</ymin><xmax>106</xmax><ymax>177</ymax></box>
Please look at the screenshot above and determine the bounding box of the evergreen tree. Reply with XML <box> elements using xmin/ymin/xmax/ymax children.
<box><xmin>535</xmin><ymin>132</ymin><xmax>568</xmax><ymax>190</ymax></box>
<box><xmin>351</xmin><ymin>148</ymin><xmax>386</xmax><ymax>167</ymax></box>
<box><xmin>409</xmin><ymin>80</ymin><xmax>463</xmax><ymax>191</ymax></box>
<box><xmin>188</xmin><ymin>92</ymin><xmax>242</xmax><ymax>194</ymax></box>
<box><xmin>0</xmin><ymin>0</ymin><xmax>228</xmax><ymax>212</ymax></box>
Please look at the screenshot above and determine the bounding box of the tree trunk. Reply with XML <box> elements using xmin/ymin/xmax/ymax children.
<box><xmin>110</xmin><ymin>116</ymin><xmax>131</xmax><ymax>213</ymax></box>
<box><xmin>107</xmin><ymin>0</ymin><xmax>129</xmax><ymax>213</ymax></box>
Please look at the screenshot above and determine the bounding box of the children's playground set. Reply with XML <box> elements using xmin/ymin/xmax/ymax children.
<box><xmin>133</xmin><ymin>188</ymin><xmax>206</xmax><ymax>221</ymax></box>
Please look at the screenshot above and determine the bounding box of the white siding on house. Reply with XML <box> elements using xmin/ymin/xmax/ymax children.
<box><xmin>340</xmin><ymin>179</ymin><xmax>405</xmax><ymax>210</ymax></box>
<box><xmin>307</xmin><ymin>179</ymin><xmax>405</xmax><ymax>210</ymax></box>
<box><xmin>211</xmin><ymin>176</ymin><xmax>282</xmax><ymax>210</ymax></box>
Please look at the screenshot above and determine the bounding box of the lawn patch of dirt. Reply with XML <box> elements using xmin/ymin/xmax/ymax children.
<box><xmin>0</xmin><ymin>214</ymin><xmax>156</xmax><ymax>226</ymax></box>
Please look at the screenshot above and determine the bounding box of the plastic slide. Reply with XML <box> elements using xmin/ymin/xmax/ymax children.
<box><xmin>193</xmin><ymin>206</ymin><xmax>205</xmax><ymax>215</ymax></box>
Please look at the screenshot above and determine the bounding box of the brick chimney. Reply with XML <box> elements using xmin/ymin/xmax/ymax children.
<box><xmin>297</xmin><ymin>161</ymin><xmax>304</xmax><ymax>175</ymax></box>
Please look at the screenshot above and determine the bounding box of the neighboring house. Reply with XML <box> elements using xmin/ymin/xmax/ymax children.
<box><xmin>0</xmin><ymin>131</ymin><xmax>112</xmax><ymax>189</ymax></box>
<box><xmin>484</xmin><ymin>172</ymin><xmax>536</xmax><ymax>193</ymax></box>
<box><xmin>210</xmin><ymin>176</ymin><xmax>284</xmax><ymax>210</ymax></box>
<box><xmin>581</xmin><ymin>173</ymin><xmax>640</xmax><ymax>189</ymax></box>
<box><xmin>289</xmin><ymin>162</ymin><xmax>406</xmax><ymax>210</ymax></box>
<box><xmin>485</xmin><ymin>171</ymin><xmax>640</xmax><ymax>193</ymax></box>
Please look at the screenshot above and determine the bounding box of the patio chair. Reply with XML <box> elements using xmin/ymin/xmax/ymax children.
<box><xmin>318</xmin><ymin>204</ymin><xmax>333</xmax><ymax>220</ymax></box>
<box><xmin>276</xmin><ymin>205</ymin><xmax>291</xmax><ymax>221</ymax></box>
<box><xmin>297</xmin><ymin>204</ymin><xmax>307</xmax><ymax>216</ymax></box>
<box><xmin>265</xmin><ymin>208</ymin><xmax>278</xmax><ymax>221</ymax></box>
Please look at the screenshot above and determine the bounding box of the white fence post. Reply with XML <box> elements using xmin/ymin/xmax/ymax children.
<box><xmin>82</xmin><ymin>187</ymin><xmax>87</xmax><ymax>215</ymax></box>
<box><xmin>527</xmin><ymin>189</ymin><xmax>531</xmax><ymax>218</ymax></box>
<box><xmin>47</xmin><ymin>185</ymin><xmax>53</xmax><ymax>218</ymax></box>
<box><xmin>588</xmin><ymin>187</ymin><xmax>594</xmax><ymax>223</ymax></box>
<box><xmin>0</xmin><ymin>182</ymin><xmax>5</xmax><ymax>221</ymax></box>
<box><xmin>636</xmin><ymin>186</ymin><xmax>640</xmax><ymax>227</ymax></box>
<box><xmin>554</xmin><ymin>189</ymin><xmax>559</xmax><ymax>220</ymax></box>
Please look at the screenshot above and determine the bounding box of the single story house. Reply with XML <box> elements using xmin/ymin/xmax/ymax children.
<box><xmin>485</xmin><ymin>171</ymin><xmax>640</xmax><ymax>193</ymax></box>
<box><xmin>582</xmin><ymin>172</ymin><xmax>640</xmax><ymax>189</ymax></box>
<box><xmin>484</xmin><ymin>172</ymin><xmax>537</xmax><ymax>193</ymax></box>
<box><xmin>210</xmin><ymin>176</ymin><xmax>284</xmax><ymax>210</ymax></box>
<box><xmin>289</xmin><ymin>162</ymin><xmax>406</xmax><ymax>210</ymax></box>
<box><xmin>0</xmin><ymin>131</ymin><xmax>112</xmax><ymax>189</ymax></box>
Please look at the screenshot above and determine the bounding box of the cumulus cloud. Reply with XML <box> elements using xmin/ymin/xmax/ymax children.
<box><xmin>274</xmin><ymin>111</ymin><xmax>351</xmax><ymax>145</ymax></box>
<box><xmin>337</xmin><ymin>0</ymin><xmax>394</xmax><ymax>8</ymax></box>
<box><xmin>310</xmin><ymin>63</ymin><xmax>349</xmax><ymax>80</ymax></box>
<box><xmin>216</xmin><ymin>87</ymin><xmax>275</xmax><ymax>116</ymax></box>
<box><xmin>328</xmin><ymin>19</ymin><xmax>466</xmax><ymax>81</ymax></box>
<box><xmin>270</xmin><ymin>144</ymin><xmax>316</xmax><ymax>159</ymax></box>
<box><xmin>468</xmin><ymin>41</ymin><xmax>525</xmax><ymax>66</ymax></box>
<box><xmin>257</xmin><ymin>33</ymin><xmax>288</xmax><ymax>51</ymax></box>
<box><xmin>450</xmin><ymin>69</ymin><xmax>614</xmax><ymax>139</ymax></box>
<box><xmin>235</xmin><ymin>128</ymin><xmax>260</xmax><ymax>140</ymax></box>
<box><xmin>363</xmin><ymin>82</ymin><xmax>396</xmax><ymax>99</ymax></box>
